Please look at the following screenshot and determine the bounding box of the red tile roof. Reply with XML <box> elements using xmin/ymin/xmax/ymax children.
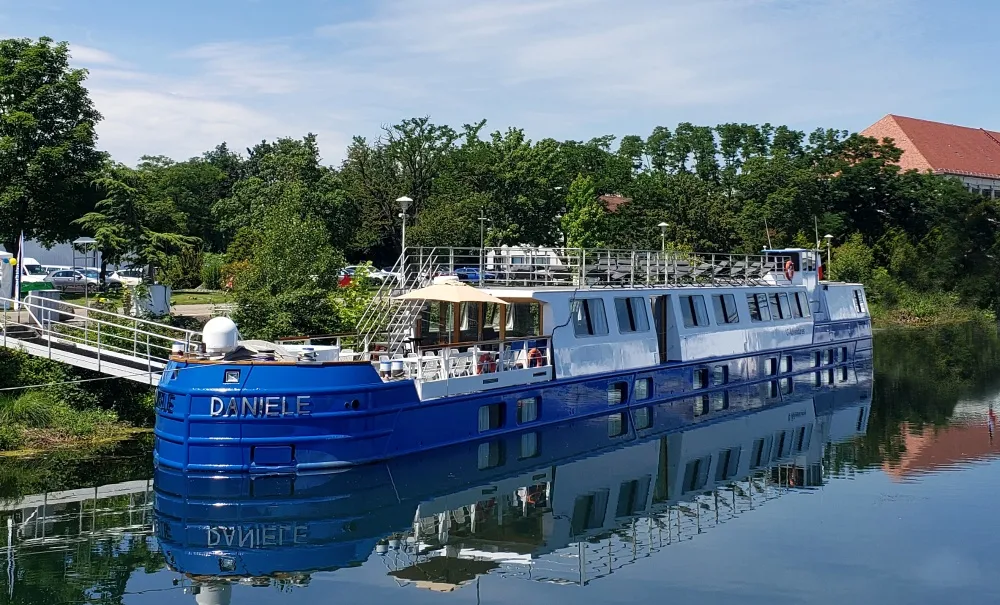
<box><xmin>598</xmin><ymin>194</ymin><xmax>630</xmax><ymax>212</ymax></box>
<box><xmin>862</xmin><ymin>114</ymin><xmax>1000</xmax><ymax>179</ymax></box>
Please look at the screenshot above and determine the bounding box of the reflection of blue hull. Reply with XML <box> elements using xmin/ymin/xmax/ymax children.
<box><xmin>154</xmin><ymin>364</ymin><xmax>872</xmax><ymax>579</ymax></box>
<box><xmin>154</xmin><ymin>320</ymin><xmax>871</xmax><ymax>473</ymax></box>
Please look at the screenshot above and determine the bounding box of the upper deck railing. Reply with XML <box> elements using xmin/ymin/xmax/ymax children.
<box><xmin>403</xmin><ymin>246</ymin><xmax>792</xmax><ymax>290</ymax></box>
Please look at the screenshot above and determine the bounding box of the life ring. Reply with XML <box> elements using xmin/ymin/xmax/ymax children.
<box><xmin>527</xmin><ymin>348</ymin><xmax>543</xmax><ymax>368</ymax></box>
<box><xmin>478</xmin><ymin>353</ymin><xmax>496</xmax><ymax>373</ymax></box>
<box><xmin>784</xmin><ymin>260</ymin><xmax>795</xmax><ymax>281</ymax></box>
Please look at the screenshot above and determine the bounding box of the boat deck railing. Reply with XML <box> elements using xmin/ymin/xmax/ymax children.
<box><xmin>404</xmin><ymin>246</ymin><xmax>792</xmax><ymax>289</ymax></box>
<box><xmin>355</xmin><ymin>246</ymin><xmax>793</xmax><ymax>358</ymax></box>
<box><xmin>373</xmin><ymin>336</ymin><xmax>551</xmax><ymax>387</ymax></box>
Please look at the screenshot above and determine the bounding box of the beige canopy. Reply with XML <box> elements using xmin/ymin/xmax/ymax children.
<box><xmin>393</xmin><ymin>279</ymin><xmax>509</xmax><ymax>305</ymax></box>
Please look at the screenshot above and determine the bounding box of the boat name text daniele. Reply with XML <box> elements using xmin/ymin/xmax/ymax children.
<box><xmin>209</xmin><ymin>395</ymin><xmax>312</xmax><ymax>417</ymax></box>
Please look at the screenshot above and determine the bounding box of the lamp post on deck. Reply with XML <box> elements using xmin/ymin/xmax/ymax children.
<box><xmin>72</xmin><ymin>237</ymin><xmax>98</xmax><ymax>309</ymax></box>
<box><xmin>824</xmin><ymin>234</ymin><xmax>833</xmax><ymax>278</ymax></box>
<box><xmin>658</xmin><ymin>222</ymin><xmax>669</xmax><ymax>253</ymax></box>
<box><xmin>396</xmin><ymin>196</ymin><xmax>412</xmax><ymax>268</ymax></box>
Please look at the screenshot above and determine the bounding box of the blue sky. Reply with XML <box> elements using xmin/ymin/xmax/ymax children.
<box><xmin>2</xmin><ymin>0</ymin><xmax>997</xmax><ymax>165</ymax></box>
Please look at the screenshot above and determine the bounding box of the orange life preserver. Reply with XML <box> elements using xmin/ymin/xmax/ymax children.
<box><xmin>478</xmin><ymin>353</ymin><xmax>496</xmax><ymax>374</ymax></box>
<box><xmin>784</xmin><ymin>259</ymin><xmax>795</xmax><ymax>281</ymax></box>
<box><xmin>527</xmin><ymin>348</ymin><xmax>543</xmax><ymax>368</ymax></box>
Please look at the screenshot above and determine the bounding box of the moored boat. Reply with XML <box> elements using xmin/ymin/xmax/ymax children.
<box><xmin>153</xmin><ymin>245</ymin><xmax>872</xmax><ymax>473</ymax></box>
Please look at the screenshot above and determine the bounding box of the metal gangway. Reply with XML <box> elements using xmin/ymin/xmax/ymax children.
<box><xmin>0</xmin><ymin>294</ymin><xmax>201</xmax><ymax>385</ymax></box>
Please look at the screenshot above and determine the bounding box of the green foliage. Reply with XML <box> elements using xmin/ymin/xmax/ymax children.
<box><xmin>332</xmin><ymin>262</ymin><xmax>375</xmax><ymax>330</ymax></box>
<box><xmin>200</xmin><ymin>252</ymin><xmax>225</xmax><ymax>289</ymax></box>
<box><xmin>161</xmin><ymin>246</ymin><xmax>203</xmax><ymax>289</ymax></box>
<box><xmin>561</xmin><ymin>175</ymin><xmax>607</xmax><ymax>248</ymax></box>
<box><xmin>0</xmin><ymin>423</ymin><xmax>24</xmax><ymax>450</ymax></box>
<box><xmin>74</xmin><ymin>162</ymin><xmax>200</xmax><ymax>270</ymax></box>
<box><xmin>0</xmin><ymin>390</ymin><xmax>57</xmax><ymax>427</ymax></box>
<box><xmin>0</xmin><ymin>37</ymin><xmax>104</xmax><ymax>253</ymax></box>
<box><xmin>830</xmin><ymin>233</ymin><xmax>874</xmax><ymax>283</ymax></box>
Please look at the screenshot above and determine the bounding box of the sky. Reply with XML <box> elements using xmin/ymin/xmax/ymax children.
<box><xmin>2</xmin><ymin>0</ymin><xmax>997</xmax><ymax>165</ymax></box>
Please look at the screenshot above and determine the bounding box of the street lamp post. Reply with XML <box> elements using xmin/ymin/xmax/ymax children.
<box><xmin>658</xmin><ymin>222</ymin><xmax>669</xmax><ymax>254</ymax></box>
<box><xmin>823</xmin><ymin>234</ymin><xmax>833</xmax><ymax>278</ymax></box>
<box><xmin>72</xmin><ymin>237</ymin><xmax>98</xmax><ymax>309</ymax></box>
<box><xmin>478</xmin><ymin>208</ymin><xmax>490</xmax><ymax>286</ymax></box>
<box><xmin>396</xmin><ymin>196</ymin><xmax>412</xmax><ymax>271</ymax></box>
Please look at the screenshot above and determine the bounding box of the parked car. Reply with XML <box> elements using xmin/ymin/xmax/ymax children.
<box><xmin>451</xmin><ymin>267</ymin><xmax>497</xmax><ymax>282</ymax></box>
<box><xmin>107</xmin><ymin>268</ymin><xmax>144</xmax><ymax>288</ymax></box>
<box><xmin>339</xmin><ymin>265</ymin><xmax>390</xmax><ymax>286</ymax></box>
<box><xmin>48</xmin><ymin>269</ymin><xmax>101</xmax><ymax>293</ymax></box>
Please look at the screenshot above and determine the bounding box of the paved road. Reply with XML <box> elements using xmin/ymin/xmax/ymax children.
<box><xmin>171</xmin><ymin>303</ymin><xmax>217</xmax><ymax>317</ymax></box>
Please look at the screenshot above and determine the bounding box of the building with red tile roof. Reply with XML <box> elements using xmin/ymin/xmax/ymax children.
<box><xmin>862</xmin><ymin>114</ymin><xmax>1000</xmax><ymax>198</ymax></box>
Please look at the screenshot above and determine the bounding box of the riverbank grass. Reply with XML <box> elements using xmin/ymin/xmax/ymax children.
<box><xmin>870</xmin><ymin>290</ymin><xmax>995</xmax><ymax>329</ymax></box>
<box><xmin>0</xmin><ymin>390</ymin><xmax>124</xmax><ymax>451</ymax></box>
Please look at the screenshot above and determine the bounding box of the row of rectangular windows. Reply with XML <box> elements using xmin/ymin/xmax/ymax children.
<box><xmin>479</xmin><ymin>396</ymin><xmax>540</xmax><ymax>433</ymax></box>
<box><xmin>683</xmin><ymin>291</ymin><xmax>811</xmax><ymax>328</ymax></box>
<box><xmin>684</xmin><ymin>425</ymin><xmax>813</xmax><ymax>492</ymax></box>
<box><xmin>572</xmin><ymin>289</ymin><xmax>813</xmax><ymax>337</ymax></box>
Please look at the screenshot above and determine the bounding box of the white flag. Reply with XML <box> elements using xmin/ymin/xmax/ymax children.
<box><xmin>12</xmin><ymin>231</ymin><xmax>23</xmax><ymax>310</ymax></box>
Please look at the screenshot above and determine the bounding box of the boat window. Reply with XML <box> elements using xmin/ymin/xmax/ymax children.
<box><xmin>778</xmin><ymin>293</ymin><xmax>792</xmax><ymax>319</ymax></box>
<box><xmin>694</xmin><ymin>368</ymin><xmax>708</xmax><ymax>389</ymax></box>
<box><xmin>841</xmin><ymin>346</ymin><xmax>848</xmax><ymax>361</ymax></box>
<box><xmin>519</xmin><ymin>432</ymin><xmax>539</xmax><ymax>459</ymax></box>
<box><xmin>747</xmin><ymin>293</ymin><xmax>771</xmax><ymax>322</ymax></box>
<box><xmin>478</xmin><ymin>403</ymin><xmax>505</xmax><ymax>432</ymax></box>
<box><xmin>716</xmin><ymin>447</ymin><xmax>741</xmax><ymax>481</ymax></box>
<box><xmin>712</xmin><ymin>391</ymin><xmax>729</xmax><ymax>411</ymax></box>
<box><xmin>826</xmin><ymin>349</ymin><xmax>835</xmax><ymax>364</ymax></box>
<box><xmin>517</xmin><ymin>397</ymin><xmax>539</xmax><ymax>424</ymax></box>
<box><xmin>694</xmin><ymin>395</ymin><xmax>710</xmax><ymax>417</ymax></box>
<box><xmin>614</xmin><ymin>296</ymin><xmax>650</xmax><ymax>333</ymax></box>
<box><xmin>508</xmin><ymin>302</ymin><xmax>542</xmax><ymax>337</ymax></box>
<box><xmin>781</xmin><ymin>377</ymin><xmax>794</xmax><ymax>395</ymax></box>
<box><xmin>608</xmin><ymin>382</ymin><xmax>628</xmax><ymax>405</ymax></box>
<box><xmin>769</xmin><ymin>380</ymin><xmax>779</xmax><ymax>398</ymax></box>
<box><xmin>782</xmin><ymin>355</ymin><xmax>793</xmax><ymax>373</ymax></box>
<box><xmin>814</xmin><ymin>371</ymin><xmax>823</xmax><ymax>386</ymax></box>
<box><xmin>813</xmin><ymin>352</ymin><xmax>821</xmax><ymax>368</ymax></box>
<box><xmin>767</xmin><ymin>358</ymin><xmax>778</xmax><ymax>375</ymax></box>
<box><xmin>683</xmin><ymin>456</ymin><xmax>711</xmax><ymax>492</ymax></box>
<box><xmin>840</xmin><ymin>366</ymin><xmax>849</xmax><ymax>382</ymax></box>
<box><xmin>827</xmin><ymin>368</ymin><xmax>835</xmax><ymax>384</ymax></box>
<box><xmin>713</xmin><ymin>365</ymin><xmax>729</xmax><ymax>385</ymax></box>
<box><xmin>635</xmin><ymin>377</ymin><xmax>652</xmax><ymax>401</ymax></box>
<box><xmin>712</xmin><ymin>294</ymin><xmax>740</xmax><ymax>324</ymax></box>
<box><xmin>634</xmin><ymin>407</ymin><xmax>652</xmax><ymax>430</ymax></box>
<box><xmin>608</xmin><ymin>412</ymin><xmax>627</xmax><ymax>437</ymax></box>
<box><xmin>773</xmin><ymin>431</ymin><xmax>791</xmax><ymax>460</ymax></box>
<box><xmin>459</xmin><ymin>302</ymin><xmax>481</xmax><ymax>342</ymax></box>
<box><xmin>483</xmin><ymin>303</ymin><xmax>503</xmax><ymax>341</ymax></box>
<box><xmin>478</xmin><ymin>440</ymin><xmax>504</xmax><ymax>469</ymax></box>
<box><xmin>751</xmin><ymin>437</ymin><xmax>772</xmax><ymax>468</ymax></box>
<box><xmin>792</xmin><ymin>292</ymin><xmax>811</xmax><ymax>318</ymax></box>
<box><xmin>853</xmin><ymin>289</ymin><xmax>866</xmax><ymax>313</ymax></box>
<box><xmin>572</xmin><ymin>298</ymin><xmax>609</xmax><ymax>337</ymax></box>
<box><xmin>679</xmin><ymin>295</ymin><xmax>709</xmax><ymax>328</ymax></box>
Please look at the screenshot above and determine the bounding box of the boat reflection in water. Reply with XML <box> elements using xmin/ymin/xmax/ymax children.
<box><xmin>153</xmin><ymin>366</ymin><xmax>872</xmax><ymax>602</ymax></box>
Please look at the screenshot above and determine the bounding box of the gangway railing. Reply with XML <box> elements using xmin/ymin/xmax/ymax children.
<box><xmin>0</xmin><ymin>294</ymin><xmax>202</xmax><ymax>385</ymax></box>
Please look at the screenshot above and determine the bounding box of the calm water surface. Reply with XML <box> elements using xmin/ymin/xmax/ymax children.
<box><xmin>3</xmin><ymin>324</ymin><xmax>1000</xmax><ymax>605</ymax></box>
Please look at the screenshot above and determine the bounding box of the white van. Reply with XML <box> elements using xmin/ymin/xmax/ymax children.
<box><xmin>20</xmin><ymin>258</ymin><xmax>50</xmax><ymax>283</ymax></box>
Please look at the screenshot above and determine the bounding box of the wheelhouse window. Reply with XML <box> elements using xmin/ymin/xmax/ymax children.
<box><xmin>614</xmin><ymin>296</ymin><xmax>650</xmax><ymax>333</ymax></box>
<box><xmin>680</xmin><ymin>295</ymin><xmax>710</xmax><ymax>328</ymax></box>
<box><xmin>768</xmin><ymin>293</ymin><xmax>791</xmax><ymax>319</ymax></box>
<box><xmin>572</xmin><ymin>298</ymin><xmax>609</xmax><ymax>337</ymax></box>
<box><xmin>712</xmin><ymin>294</ymin><xmax>740</xmax><ymax>324</ymax></box>
<box><xmin>793</xmin><ymin>292</ymin><xmax>811</xmax><ymax>318</ymax></box>
<box><xmin>747</xmin><ymin>293</ymin><xmax>771</xmax><ymax>322</ymax></box>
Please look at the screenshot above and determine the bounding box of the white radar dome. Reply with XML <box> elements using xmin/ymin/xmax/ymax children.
<box><xmin>202</xmin><ymin>316</ymin><xmax>240</xmax><ymax>355</ymax></box>
<box><xmin>195</xmin><ymin>584</ymin><xmax>232</xmax><ymax>605</ymax></box>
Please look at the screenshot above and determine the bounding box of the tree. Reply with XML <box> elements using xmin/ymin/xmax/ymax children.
<box><xmin>75</xmin><ymin>163</ymin><xmax>197</xmax><ymax>279</ymax></box>
<box><xmin>560</xmin><ymin>175</ymin><xmax>607</xmax><ymax>248</ymax></box>
<box><xmin>0</xmin><ymin>37</ymin><xmax>104</xmax><ymax>255</ymax></box>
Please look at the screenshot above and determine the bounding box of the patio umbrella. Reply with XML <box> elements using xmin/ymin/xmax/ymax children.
<box><xmin>393</xmin><ymin>278</ymin><xmax>509</xmax><ymax>305</ymax></box>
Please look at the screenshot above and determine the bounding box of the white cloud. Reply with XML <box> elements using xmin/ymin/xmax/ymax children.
<box><xmin>53</xmin><ymin>0</ymin><xmax>979</xmax><ymax>164</ymax></box>
<box><xmin>69</xmin><ymin>44</ymin><xmax>120</xmax><ymax>66</ymax></box>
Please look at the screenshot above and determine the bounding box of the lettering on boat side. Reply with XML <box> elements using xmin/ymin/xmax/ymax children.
<box><xmin>787</xmin><ymin>410</ymin><xmax>807</xmax><ymax>421</ymax></box>
<box><xmin>209</xmin><ymin>395</ymin><xmax>312</xmax><ymax>417</ymax></box>
<box><xmin>206</xmin><ymin>524</ymin><xmax>308</xmax><ymax>548</ymax></box>
<box><xmin>785</xmin><ymin>327</ymin><xmax>808</xmax><ymax>336</ymax></box>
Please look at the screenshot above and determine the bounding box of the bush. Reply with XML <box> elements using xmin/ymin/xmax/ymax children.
<box><xmin>0</xmin><ymin>424</ymin><xmax>25</xmax><ymax>450</ymax></box>
<box><xmin>0</xmin><ymin>391</ymin><xmax>57</xmax><ymax>428</ymax></box>
<box><xmin>51</xmin><ymin>405</ymin><xmax>118</xmax><ymax>437</ymax></box>
<box><xmin>162</xmin><ymin>247</ymin><xmax>204</xmax><ymax>289</ymax></box>
<box><xmin>200</xmin><ymin>252</ymin><xmax>225</xmax><ymax>289</ymax></box>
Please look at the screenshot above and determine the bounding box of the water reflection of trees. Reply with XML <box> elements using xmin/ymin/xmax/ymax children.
<box><xmin>829</xmin><ymin>323</ymin><xmax>1000</xmax><ymax>471</ymax></box>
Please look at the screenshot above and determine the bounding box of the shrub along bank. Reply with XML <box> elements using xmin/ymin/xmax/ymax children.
<box><xmin>0</xmin><ymin>348</ymin><xmax>153</xmax><ymax>452</ymax></box>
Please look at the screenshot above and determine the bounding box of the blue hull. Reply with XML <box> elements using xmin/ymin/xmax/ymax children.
<box><xmin>153</xmin><ymin>369</ymin><xmax>873</xmax><ymax>579</ymax></box>
<box><xmin>154</xmin><ymin>319</ymin><xmax>872</xmax><ymax>473</ymax></box>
